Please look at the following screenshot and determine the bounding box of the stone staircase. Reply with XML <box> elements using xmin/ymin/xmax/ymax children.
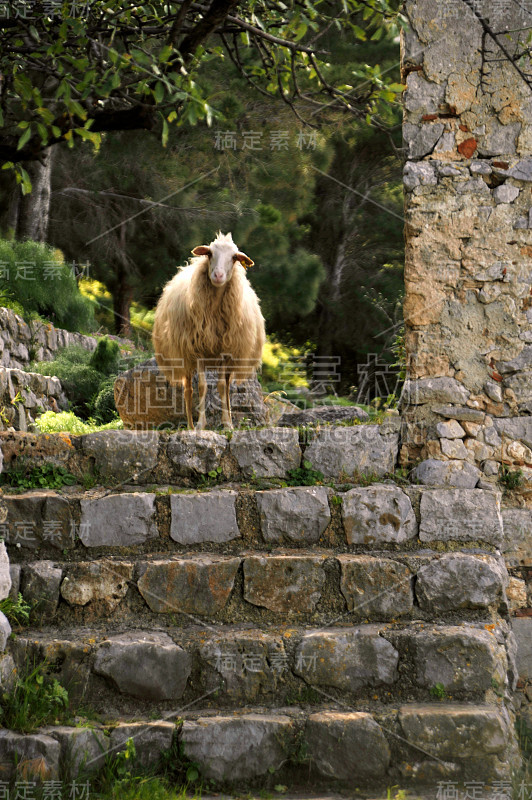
<box><xmin>0</xmin><ymin>424</ymin><xmax>522</xmax><ymax>795</ymax></box>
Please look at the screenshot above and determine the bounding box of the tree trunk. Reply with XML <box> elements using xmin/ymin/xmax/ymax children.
<box><xmin>113</xmin><ymin>222</ymin><xmax>133</xmax><ymax>336</ymax></box>
<box><xmin>15</xmin><ymin>147</ymin><xmax>54</xmax><ymax>242</ymax></box>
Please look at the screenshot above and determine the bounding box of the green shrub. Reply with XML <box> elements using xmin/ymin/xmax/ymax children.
<box><xmin>89</xmin><ymin>336</ymin><xmax>121</xmax><ymax>375</ymax></box>
<box><xmin>0</xmin><ymin>238</ymin><xmax>96</xmax><ymax>332</ymax></box>
<box><xmin>33</xmin><ymin>345</ymin><xmax>102</xmax><ymax>415</ymax></box>
<box><xmin>92</xmin><ymin>377</ymin><xmax>118</xmax><ymax>423</ymax></box>
<box><xmin>34</xmin><ymin>410</ymin><xmax>123</xmax><ymax>434</ymax></box>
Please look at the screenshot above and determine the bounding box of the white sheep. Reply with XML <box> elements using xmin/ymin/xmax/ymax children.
<box><xmin>152</xmin><ymin>231</ymin><xmax>266</xmax><ymax>430</ymax></box>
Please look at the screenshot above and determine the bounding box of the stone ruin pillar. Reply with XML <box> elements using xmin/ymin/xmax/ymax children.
<box><xmin>401</xmin><ymin>0</ymin><xmax>532</xmax><ymax>488</ymax></box>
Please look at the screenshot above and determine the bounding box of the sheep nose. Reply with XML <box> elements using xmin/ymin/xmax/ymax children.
<box><xmin>213</xmin><ymin>271</ymin><xmax>224</xmax><ymax>281</ymax></box>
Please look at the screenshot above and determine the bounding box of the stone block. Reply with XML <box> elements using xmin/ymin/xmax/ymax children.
<box><xmin>21</xmin><ymin>561</ymin><xmax>62</xmax><ymax>618</ymax></box>
<box><xmin>294</xmin><ymin>627</ymin><xmax>399</xmax><ymax>691</ymax></box>
<box><xmin>61</xmin><ymin>561</ymin><xmax>133</xmax><ymax>611</ymax></box>
<box><xmin>137</xmin><ymin>556</ymin><xmax>240</xmax><ymax>615</ymax></box>
<box><xmin>79</xmin><ymin>493</ymin><xmax>158</xmax><ymax>547</ymax></box>
<box><xmin>0</xmin><ymin>613</ymin><xmax>10</xmax><ymax>652</ymax></box>
<box><xmin>440</xmin><ymin>438</ymin><xmax>468</xmax><ymax>459</ymax></box>
<box><xmin>399</xmin><ymin>704</ymin><xmax>508</xmax><ymax>759</ymax></box>
<box><xmin>3</xmin><ymin>492</ymin><xmax>73</xmax><ymax>551</ymax></box>
<box><xmin>0</xmin><ymin>542</ymin><xmax>10</xmax><ymax>601</ymax></box>
<box><xmin>167</xmin><ymin>430</ymin><xmax>228</xmax><ymax>477</ymax></box>
<box><xmin>198</xmin><ymin>630</ymin><xmax>285</xmax><ymax>700</ymax></box>
<box><xmin>43</xmin><ymin>726</ymin><xmax>108</xmax><ymax>774</ymax></box>
<box><xmin>0</xmin><ymin>654</ymin><xmax>15</xmax><ymax>693</ymax></box>
<box><xmin>81</xmin><ymin>430</ymin><xmax>159</xmax><ymax>484</ymax></box>
<box><xmin>305</xmin><ymin>712</ymin><xmax>390</xmax><ymax>780</ymax></box>
<box><xmin>408</xmin><ymin>626</ymin><xmax>506</xmax><ymax>691</ymax></box>
<box><xmin>229</xmin><ymin>427</ymin><xmax>300</xmax><ymax>478</ymax></box>
<box><xmin>0</xmin><ymin>730</ymin><xmax>60</xmax><ymax>780</ymax></box>
<box><xmin>341</xmin><ymin>485</ymin><xmax>417</xmax><ymax>545</ymax></box>
<box><xmin>256</xmin><ymin>487</ymin><xmax>330</xmax><ymax>544</ymax></box>
<box><xmin>501</xmin><ymin>508</ymin><xmax>531</xmax><ymax>566</ymax></box>
<box><xmin>512</xmin><ymin>616</ymin><xmax>532</xmax><ymax>681</ymax></box>
<box><xmin>170</xmin><ymin>490</ymin><xmax>239</xmax><ymax>545</ymax></box>
<box><xmin>338</xmin><ymin>555</ymin><xmax>413</xmax><ymax>619</ymax></box>
<box><xmin>304</xmin><ymin>426</ymin><xmax>398</xmax><ymax>479</ymax></box>
<box><xmin>413</xmin><ymin>459</ymin><xmax>481</xmax><ymax>488</ymax></box>
<box><xmin>243</xmin><ymin>555</ymin><xmax>326</xmax><ymax>613</ymax></box>
<box><xmin>401</xmin><ymin>378</ymin><xmax>470</xmax><ymax>406</ymax></box>
<box><xmin>109</xmin><ymin>722</ymin><xmax>175</xmax><ymax>769</ymax></box>
<box><xmin>436</xmin><ymin>420</ymin><xmax>466</xmax><ymax>439</ymax></box>
<box><xmin>416</xmin><ymin>555</ymin><xmax>504</xmax><ymax>612</ymax></box>
<box><xmin>93</xmin><ymin>631</ymin><xmax>191</xmax><ymax>700</ymax></box>
<box><xmin>419</xmin><ymin>488</ymin><xmax>503</xmax><ymax>545</ymax></box>
<box><xmin>181</xmin><ymin>714</ymin><xmax>294</xmax><ymax>781</ymax></box>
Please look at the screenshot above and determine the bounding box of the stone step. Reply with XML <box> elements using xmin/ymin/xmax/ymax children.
<box><xmin>1</xmin><ymin>482</ymin><xmax>505</xmax><ymax>557</ymax></box>
<box><xmin>0</xmin><ymin>705</ymin><xmax>518</xmax><ymax>789</ymax></box>
<box><xmin>8</xmin><ymin>549</ymin><xmax>509</xmax><ymax>628</ymax></box>
<box><xmin>5</xmin><ymin>619</ymin><xmax>514</xmax><ymax>715</ymax></box>
<box><xmin>0</xmin><ymin>423</ymin><xmax>400</xmax><ymax>486</ymax></box>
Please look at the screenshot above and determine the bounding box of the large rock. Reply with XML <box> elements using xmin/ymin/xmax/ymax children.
<box><xmin>0</xmin><ymin>542</ymin><xmax>10</xmax><ymax>601</ymax></box>
<box><xmin>21</xmin><ymin>561</ymin><xmax>62</xmax><ymax>619</ymax></box>
<box><xmin>399</xmin><ymin>704</ymin><xmax>508</xmax><ymax>759</ymax></box>
<box><xmin>170</xmin><ymin>490</ymin><xmax>239</xmax><ymax>544</ymax></box>
<box><xmin>305</xmin><ymin>712</ymin><xmax>390</xmax><ymax>780</ymax></box>
<box><xmin>413</xmin><ymin>459</ymin><xmax>481</xmax><ymax>488</ymax></box>
<box><xmin>137</xmin><ymin>556</ymin><xmax>240</xmax><ymax>615</ymax></box>
<box><xmin>230</xmin><ymin>427</ymin><xmax>301</xmax><ymax>478</ymax></box>
<box><xmin>416</xmin><ymin>555</ymin><xmax>505</xmax><ymax>612</ymax></box>
<box><xmin>110</xmin><ymin>722</ymin><xmax>175</xmax><ymax>768</ymax></box>
<box><xmin>0</xmin><ymin>730</ymin><xmax>60</xmax><ymax>780</ymax></box>
<box><xmin>502</xmin><ymin>508</ymin><xmax>531</xmax><ymax>566</ymax></box>
<box><xmin>419</xmin><ymin>488</ymin><xmax>503</xmax><ymax>546</ymax></box>
<box><xmin>512</xmin><ymin>617</ymin><xmax>532</xmax><ymax>681</ymax></box>
<box><xmin>181</xmin><ymin>714</ymin><xmax>293</xmax><ymax>781</ymax></box>
<box><xmin>81</xmin><ymin>430</ymin><xmax>159</xmax><ymax>484</ymax></box>
<box><xmin>60</xmin><ymin>560</ymin><xmax>133</xmax><ymax>611</ymax></box>
<box><xmin>2</xmin><ymin>492</ymin><xmax>73</xmax><ymax>551</ymax></box>
<box><xmin>198</xmin><ymin>630</ymin><xmax>285</xmax><ymax>701</ymax></box>
<box><xmin>255</xmin><ymin>487</ymin><xmax>330</xmax><ymax>544</ymax></box>
<box><xmin>342</xmin><ymin>485</ymin><xmax>417</xmax><ymax>544</ymax></box>
<box><xmin>114</xmin><ymin>358</ymin><xmax>267</xmax><ymax>430</ymax></box>
<box><xmin>401</xmin><ymin>377</ymin><xmax>470</xmax><ymax>406</ymax></box>
<box><xmin>167</xmin><ymin>430</ymin><xmax>227</xmax><ymax>477</ymax></box>
<box><xmin>294</xmin><ymin>627</ymin><xmax>399</xmax><ymax>691</ymax></box>
<box><xmin>407</xmin><ymin>626</ymin><xmax>506</xmax><ymax>691</ymax></box>
<box><xmin>42</xmin><ymin>726</ymin><xmax>108</xmax><ymax>774</ymax></box>
<box><xmin>79</xmin><ymin>493</ymin><xmax>158</xmax><ymax>547</ymax></box>
<box><xmin>338</xmin><ymin>555</ymin><xmax>413</xmax><ymax>619</ymax></box>
<box><xmin>243</xmin><ymin>555</ymin><xmax>326</xmax><ymax>613</ymax></box>
<box><xmin>304</xmin><ymin>425</ymin><xmax>399</xmax><ymax>479</ymax></box>
<box><xmin>93</xmin><ymin>631</ymin><xmax>191</xmax><ymax>700</ymax></box>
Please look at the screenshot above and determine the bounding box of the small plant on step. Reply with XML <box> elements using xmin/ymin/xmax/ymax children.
<box><xmin>0</xmin><ymin>461</ymin><xmax>77</xmax><ymax>490</ymax></box>
<box><xmin>0</xmin><ymin>657</ymin><xmax>69</xmax><ymax>733</ymax></box>
<box><xmin>0</xmin><ymin>592</ymin><xmax>31</xmax><ymax>627</ymax></box>
<box><xmin>285</xmin><ymin>460</ymin><xmax>324</xmax><ymax>486</ymax></box>
<box><xmin>498</xmin><ymin>464</ymin><xmax>524</xmax><ymax>493</ymax></box>
<box><xmin>196</xmin><ymin>465</ymin><xmax>224</xmax><ymax>488</ymax></box>
<box><xmin>429</xmin><ymin>682</ymin><xmax>447</xmax><ymax>700</ymax></box>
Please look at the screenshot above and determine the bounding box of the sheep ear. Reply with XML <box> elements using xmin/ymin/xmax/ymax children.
<box><xmin>236</xmin><ymin>252</ymin><xmax>254</xmax><ymax>268</ymax></box>
<box><xmin>192</xmin><ymin>246</ymin><xmax>211</xmax><ymax>256</ymax></box>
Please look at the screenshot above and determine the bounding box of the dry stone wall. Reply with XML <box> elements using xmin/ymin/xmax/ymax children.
<box><xmin>401</xmin><ymin>0</ymin><xmax>532</xmax><ymax>487</ymax></box>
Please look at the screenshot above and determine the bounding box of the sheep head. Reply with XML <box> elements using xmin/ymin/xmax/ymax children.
<box><xmin>192</xmin><ymin>231</ymin><xmax>254</xmax><ymax>288</ymax></box>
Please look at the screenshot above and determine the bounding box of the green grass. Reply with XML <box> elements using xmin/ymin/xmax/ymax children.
<box><xmin>0</xmin><ymin>593</ymin><xmax>31</xmax><ymax>627</ymax></box>
<box><xmin>0</xmin><ymin>657</ymin><xmax>70</xmax><ymax>733</ymax></box>
<box><xmin>498</xmin><ymin>464</ymin><xmax>525</xmax><ymax>493</ymax></box>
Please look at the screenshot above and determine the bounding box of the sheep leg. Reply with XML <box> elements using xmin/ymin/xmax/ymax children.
<box><xmin>196</xmin><ymin>369</ymin><xmax>207</xmax><ymax>431</ymax></box>
<box><xmin>219</xmin><ymin>368</ymin><xmax>233</xmax><ymax>430</ymax></box>
<box><xmin>183</xmin><ymin>375</ymin><xmax>194</xmax><ymax>429</ymax></box>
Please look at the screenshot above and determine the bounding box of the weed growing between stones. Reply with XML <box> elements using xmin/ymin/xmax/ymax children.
<box><xmin>498</xmin><ymin>464</ymin><xmax>525</xmax><ymax>493</ymax></box>
<box><xmin>0</xmin><ymin>461</ymin><xmax>77</xmax><ymax>490</ymax></box>
<box><xmin>429</xmin><ymin>682</ymin><xmax>447</xmax><ymax>700</ymax></box>
<box><xmin>285</xmin><ymin>460</ymin><xmax>325</xmax><ymax>486</ymax></box>
<box><xmin>0</xmin><ymin>592</ymin><xmax>31</xmax><ymax>627</ymax></box>
<box><xmin>195</xmin><ymin>465</ymin><xmax>224</xmax><ymax>488</ymax></box>
<box><xmin>0</xmin><ymin>657</ymin><xmax>69</xmax><ymax>732</ymax></box>
<box><xmin>285</xmin><ymin>685</ymin><xmax>322</xmax><ymax>705</ymax></box>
